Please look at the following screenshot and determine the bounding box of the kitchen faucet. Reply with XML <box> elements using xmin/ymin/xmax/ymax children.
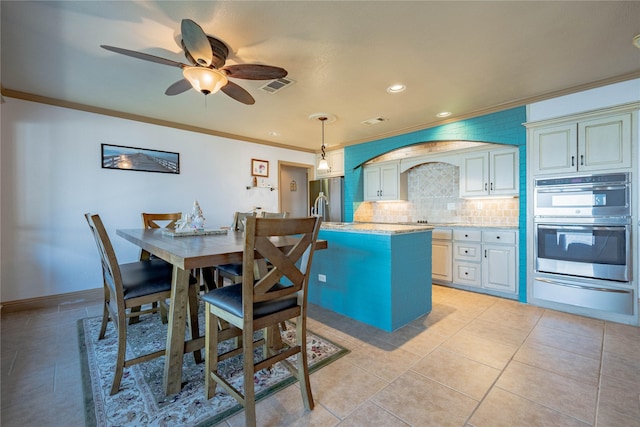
<box><xmin>312</xmin><ymin>191</ymin><xmax>329</xmax><ymax>220</ymax></box>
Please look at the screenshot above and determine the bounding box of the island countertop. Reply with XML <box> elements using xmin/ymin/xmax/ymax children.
<box><xmin>320</xmin><ymin>222</ymin><xmax>433</xmax><ymax>234</ymax></box>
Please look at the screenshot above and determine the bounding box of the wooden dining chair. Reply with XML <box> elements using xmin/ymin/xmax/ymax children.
<box><xmin>201</xmin><ymin>216</ymin><xmax>322</xmax><ymax>427</ymax></box>
<box><xmin>212</xmin><ymin>211</ymin><xmax>258</xmax><ymax>287</ymax></box>
<box><xmin>216</xmin><ymin>211</ymin><xmax>287</xmax><ymax>286</ymax></box>
<box><xmin>140</xmin><ymin>212</ymin><xmax>182</xmax><ymax>260</ymax></box>
<box><xmin>85</xmin><ymin>213</ymin><xmax>202</xmax><ymax>395</ymax></box>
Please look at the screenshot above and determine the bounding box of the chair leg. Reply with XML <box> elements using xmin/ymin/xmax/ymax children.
<box><xmin>296</xmin><ymin>316</ymin><xmax>314</xmax><ymax>411</ymax></box>
<box><xmin>205</xmin><ymin>304</ymin><xmax>219</xmax><ymax>399</ymax></box>
<box><xmin>128</xmin><ymin>305</ymin><xmax>142</xmax><ymax>324</ymax></box>
<box><xmin>159</xmin><ymin>300</ymin><xmax>169</xmax><ymax>324</ymax></box>
<box><xmin>98</xmin><ymin>302</ymin><xmax>110</xmax><ymax>340</ymax></box>
<box><xmin>110</xmin><ymin>318</ymin><xmax>127</xmax><ymax>395</ymax></box>
<box><xmin>187</xmin><ymin>284</ymin><xmax>203</xmax><ymax>364</ymax></box>
<box><xmin>243</xmin><ymin>325</ymin><xmax>257</xmax><ymax>427</ymax></box>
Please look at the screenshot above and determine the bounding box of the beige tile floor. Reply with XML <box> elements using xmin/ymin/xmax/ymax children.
<box><xmin>2</xmin><ymin>285</ymin><xmax>639</xmax><ymax>426</ymax></box>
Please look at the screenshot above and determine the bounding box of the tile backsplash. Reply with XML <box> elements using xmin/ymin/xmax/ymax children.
<box><xmin>354</xmin><ymin>162</ymin><xmax>519</xmax><ymax>225</ymax></box>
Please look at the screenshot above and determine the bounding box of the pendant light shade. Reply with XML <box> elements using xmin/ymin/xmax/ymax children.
<box><xmin>182</xmin><ymin>66</ymin><xmax>228</xmax><ymax>95</ymax></box>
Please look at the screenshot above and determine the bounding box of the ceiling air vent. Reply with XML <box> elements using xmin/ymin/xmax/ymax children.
<box><xmin>361</xmin><ymin>117</ymin><xmax>387</xmax><ymax>125</ymax></box>
<box><xmin>259</xmin><ymin>77</ymin><xmax>295</xmax><ymax>94</ymax></box>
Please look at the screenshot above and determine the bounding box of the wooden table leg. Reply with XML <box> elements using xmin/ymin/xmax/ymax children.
<box><xmin>164</xmin><ymin>267</ymin><xmax>190</xmax><ymax>395</ymax></box>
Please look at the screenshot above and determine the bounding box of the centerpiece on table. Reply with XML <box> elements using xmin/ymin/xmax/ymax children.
<box><xmin>163</xmin><ymin>200</ymin><xmax>227</xmax><ymax>237</ymax></box>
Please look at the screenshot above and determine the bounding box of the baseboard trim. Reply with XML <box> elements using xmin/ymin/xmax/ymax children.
<box><xmin>0</xmin><ymin>288</ymin><xmax>103</xmax><ymax>313</ymax></box>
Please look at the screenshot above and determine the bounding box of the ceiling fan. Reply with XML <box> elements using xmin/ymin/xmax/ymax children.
<box><xmin>101</xmin><ymin>19</ymin><xmax>287</xmax><ymax>105</ymax></box>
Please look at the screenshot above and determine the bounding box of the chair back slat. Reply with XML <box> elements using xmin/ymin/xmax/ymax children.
<box><xmin>259</xmin><ymin>211</ymin><xmax>289</xmax><ymax>219</ymax></box>
<box><xmin>140</xmin><ymin>212</ymin><xmax>182</xmax><ymax>260</ymax></box>
<box><xmin>231</xmin><ymin>211</ymin><xmax>257</xmax><ymax>231</ymax></box>
<box><xmin>243</xmin><ymin>217</ymin><xmax>322</xmax><ymax>306</ymax></box>
<box><xmin>85</xmin><ymin>213</ymin><xmax>126</xmax><ymax>313</ymax></box>
<box><xmin>141</xmin><ymin>212</ymin><xmax>181</xmax><ymax>229</ymax></box>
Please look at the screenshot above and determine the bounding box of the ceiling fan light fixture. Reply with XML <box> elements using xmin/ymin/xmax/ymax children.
<box><xmin>182</xmin><ymin>66</ymin><xmax>228</xmax><ymax>95</ymax></box>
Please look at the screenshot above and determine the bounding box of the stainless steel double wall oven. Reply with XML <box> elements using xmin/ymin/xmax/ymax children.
<box><xmin>532</xmin><ymin>173</ymin><xmax>635</xmax><ymax>315</ymax></box>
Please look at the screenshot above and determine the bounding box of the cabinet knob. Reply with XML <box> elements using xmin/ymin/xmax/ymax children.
<box><xmin>464</xmin><ymin>250</ymin><xmax>468</xmax><ymax>254</ymax></box>
<box><xmin>496</xmin><ymin>236</ymin><xmax>500</xmax><ymax>239</ymax></box>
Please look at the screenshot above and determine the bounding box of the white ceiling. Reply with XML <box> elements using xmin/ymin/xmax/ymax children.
<box><xmin>2</xmin><ymin>1</ymin><xmax>639</xmax><ymax>152</ymax></box>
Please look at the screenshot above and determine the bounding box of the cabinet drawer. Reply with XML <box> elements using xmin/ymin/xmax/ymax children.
<box><xmin>453</xmin><ymin>262</ymin><xmax>481</xmax><ymax>287</ymax></box>
<box><xmin>453</xmin><ymin>242</ymin><xmax>481</xmax><ymax>262</ymax></box>
<box><xmin>432</xmin><ymin>228</ymin><xmax>453</xmax><ymax>240</ymax></box>
<box><xmin>483</xmin><ymin>230</ymin><xmax>516</xmax><ymax>245</ymax></box>
<box><xmin>453</xmin><ymin>229</ymin><xmax>481</xmax><ymax>242</ymax></box>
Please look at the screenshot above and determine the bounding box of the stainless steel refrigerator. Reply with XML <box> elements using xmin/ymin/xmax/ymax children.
<box><xmin>309</xmin><ymin>177</ymin><xmax>344</xmax><ymax>222</ymax></box>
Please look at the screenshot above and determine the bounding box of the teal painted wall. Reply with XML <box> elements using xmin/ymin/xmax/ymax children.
<box><xmin>342</xmin><ymin>107</ymin><xmax>528</xmax><ymax>302</ymax></box>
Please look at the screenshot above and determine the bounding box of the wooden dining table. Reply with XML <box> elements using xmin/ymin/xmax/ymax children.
<box><xmin>116</xmin><ymin>227</ymin><xmax>327</xmax><ymax>396</ymax></box>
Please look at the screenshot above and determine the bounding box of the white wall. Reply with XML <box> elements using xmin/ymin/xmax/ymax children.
<box><xmin>0</xmin><ymin>98</ymin><xmax>315</xmax><ymax>302</ymax></box>
<box><xmin>527</xmin><ymin>78</ymin><xmax>640</xmax><ymax>122</ymax></box>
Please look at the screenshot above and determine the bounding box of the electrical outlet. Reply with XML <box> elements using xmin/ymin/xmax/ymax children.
<box><xmin>447</xmin><ymin>203</ymin><xmax>455</xmax><ymax>210</ymax></box>
<box><xmin>318</xmin><ymin>274</ymin><xmax>326</xmax><ymax>282</ymax></box>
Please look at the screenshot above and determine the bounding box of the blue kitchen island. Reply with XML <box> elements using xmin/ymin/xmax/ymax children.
<box><xmin>308</xmin><ymin>222</ymin><xmax>433</xmax><ymax>332</ymax></box>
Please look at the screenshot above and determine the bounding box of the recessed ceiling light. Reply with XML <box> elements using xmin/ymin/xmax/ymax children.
<box><xmin>387</xmin><ymin>84</ymin><xmax>406</xmax><ymax>94</ymax></box>
<box><xmin>436</xmin><ymin>111</ymin><xmax>451</xmax><ymax>118</ymax></box>
<box><xmin>268</xmin><ymin>131</ymin><xmax>280</xmax><ymax>137</ymax></box>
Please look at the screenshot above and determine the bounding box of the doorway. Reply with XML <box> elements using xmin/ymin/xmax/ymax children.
<box><xmin>278</xmin><ymin>162</ymin><xmax>313</xmax><ymax>217</ymax></box>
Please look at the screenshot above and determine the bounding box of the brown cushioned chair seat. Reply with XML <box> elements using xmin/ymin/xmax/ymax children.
<box><xmin>201</xmin><ymin>282</ymin><xmax>297</xmax><ymax>319</ymax></box>
<box><xmin>119</xmin><ymin>259</ymin><xmax>197</xmax><ymax>300</ymax></box>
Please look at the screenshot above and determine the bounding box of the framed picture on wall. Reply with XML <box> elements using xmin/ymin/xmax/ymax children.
<box><xmin>251</xmin><ymin>159</ymin><xmax>269</xmax><ymax>177</ymax></box>
<box><xmin>101</xmin><ymin>144</ymin><xmax>180</xmax><ymax>174</ymax></box>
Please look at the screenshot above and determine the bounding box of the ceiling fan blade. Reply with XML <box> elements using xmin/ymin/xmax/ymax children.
<box><xmin>181</xmin><ymin>19</ymin><xmax>213</xmax><ymax>67</ymax></box>
<box><xmin>222</xmin><ymin>64</ymin><xmax>288</xmax><ymax>80</ymax></box>
<box><xmin>221</xmin><ymin>81</ymin><xmax>255</xmax><ymax>105</ymax></box>
<box><xmin>101</xmin><ymin>45</ymin><xmax>185</xmax><ymax>68</ymax></box>
<box><xmin>165</xmin><ymin>79</ymin><xmax>193</xmax><ymax>96</ymax></box>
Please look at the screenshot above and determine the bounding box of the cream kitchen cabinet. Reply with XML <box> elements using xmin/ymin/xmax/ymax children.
<box><xmin>482</xmin><ymin>230</ymin><xmax>517</xmax><ymax>293</ymax></box>
<box><xmin>446</xmin><ymin>228</ymin><xmax>518</xmax><ymax>297</ymax></box>
<box><xmin>432</xmin><ymin>228</ymin><xmax>453</xmax><ymax>283</ymax></box>
<box><xmin>529</xmin><ymin>112</ymin><xmax>632</xmax><ymax>176</ymax></box>
<box><xmin>316</xmin><ymin>148</ymin><xmax>345</xmax><ymax>178</ymax></box>
<box><xmin>459</xmin><ymin>147</ymin><xmax>519</xmax><ymax>197</ymax></box>
<box><xmin>452</xmin><ymin>229</ymin><xmax>482</xmax><ymax>287</ymax></box>
<box><xmin>363</xmin><ymin>161</ymin><xmax>408</xmax><ymax>201</ymax></box>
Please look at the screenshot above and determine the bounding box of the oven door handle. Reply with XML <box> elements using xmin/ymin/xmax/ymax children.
<box><xmin>536</xmin><ymin>184</ymin><xmax>628</xmax><ymax>193</ymax></box>
<box><xmin>537</xmin><ymin>224</ymin><xmax>628</xmax><ymax>232</ymax></box>
<box><xmin>536</xmin><ymin>278</ymin><xmax>631</xmax><ymax>294</ymax></box>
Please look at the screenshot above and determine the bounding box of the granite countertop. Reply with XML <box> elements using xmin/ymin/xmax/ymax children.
<box><xmin>320</xmin><ymin>222</ymin><xmax>433</xmax><ymax>235</ymax></box>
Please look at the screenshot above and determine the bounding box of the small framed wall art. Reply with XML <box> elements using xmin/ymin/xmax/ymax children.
<box><xmin>102</xmin><ymin>144</ymin><xmax>180</xmax><ymax>174</ymax></box>
<box><xmin>251</xmin><ymin>159</ymin><xmax>269</xmax><ymax>177</ymax></box>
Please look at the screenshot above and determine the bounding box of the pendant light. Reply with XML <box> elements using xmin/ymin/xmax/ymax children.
<box><xmin>317</xmin><ymin>116</ymin><xmax>330</xmax><ymax>171</ymax></box>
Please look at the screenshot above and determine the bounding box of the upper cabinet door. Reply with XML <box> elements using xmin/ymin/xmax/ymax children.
<box><xmin>490</xmin><ymin>148</ymin><xmax>520</xmax><ymax>196</ymax></box>
<box><xmin>459</xmin><ymin>152</ymin><xmax>489</xmax><ymax>197</ymax></box>
<box><xmin>578</xmin><ymin>113</ymin><xmax>631</xmax><ymax>172</ymax></box>
<box><xmin>531</xmin><ymin>123</ymin><xmax>577</xmax><ymax>175</ymax></box>
<box><xmin>363</xmin><ymin>165</ymin><xmax>382</xmax><ymax>200</ymax></box>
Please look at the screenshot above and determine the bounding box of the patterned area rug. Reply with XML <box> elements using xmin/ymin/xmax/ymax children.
<box><xmin>78</xmin><ymin>309</ymin><xmax>348</xmax><ymax>426</ymax></box>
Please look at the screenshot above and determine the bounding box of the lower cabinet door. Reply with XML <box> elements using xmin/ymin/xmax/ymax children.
<box><xmin>483</xmin><ymin>244</ymin><xmax>516</xmax><ymax>292</ymax></box>
<box><xmin>432</xmin><ymin>240</ymin><xmax>452</xmax><ymax>282</ymax></box>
